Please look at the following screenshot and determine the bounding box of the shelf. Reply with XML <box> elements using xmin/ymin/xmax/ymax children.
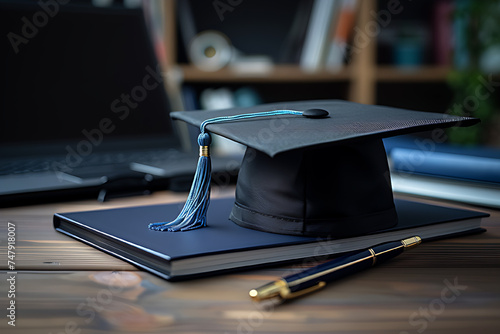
<box><xmin>177</xmin><ymin>64</ymin><xmax>452</xmax><ymax>84</ymax></box>
<box><xmin>178</xmin><ymin>64</ymin><xmax>352</xmax><ymax>83</ymax></box>
<box><xmin>376</xmin><ymin>66</ymin><xmax>452</xmax><ymax>82</ymax></box>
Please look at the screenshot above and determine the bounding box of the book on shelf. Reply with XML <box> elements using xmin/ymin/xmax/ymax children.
<box><xmin>300</xmin><ymin>0</ymin><xmax>359</xmax><ymax>71</ymax></box>
<box><xmin>279</xmin><ymin>0</ymin><xmax>315</xmax><ymax>63</ymax></box>
<box><xmin>176</xmin><ymin>0</ymin><xmax>197</xmax><ymax>61</ymax></box>
<box><xmin>300</xmin><ymin>0</ymin><xmax>340</xmax><ymax>71</ymax></box>
<box><xmin>432</xmin><ymin>0</ymin><xmax>454</xmax><ymax>66</ymax></box>
<box><xmin>54</xmin><ymin>197</ymin><xmax>488</xmax><ymax>281</ymax></box>
<box><xmin>452</xmin><ymin>0</ymin><xmax>470</xmax><ymax>69</ymax></box>
<box><xmin>141</xmin><ymin>0</ymin><xmax>167</xmax><ymax>70</ymax></box>
<box><xmin>324</xmin><ymin>0</ymin><xmax>358</xmax><ymax>70</ymax></box>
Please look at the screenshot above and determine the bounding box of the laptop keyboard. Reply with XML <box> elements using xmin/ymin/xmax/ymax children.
<box><xmin>0</xmin><ymin>149</ymin><xmax>187</xmax><ymax>176</ymax></box>
<box><xmin>0</xmin><ymin>160</ymin><xmax>53</xmax><ymax>175</ymax></box>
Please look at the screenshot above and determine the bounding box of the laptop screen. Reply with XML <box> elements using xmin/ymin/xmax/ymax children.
<box><xmin>0</xmin><ymin>1</ymin><xmax>178</xmax><ymax>158</ymax></box>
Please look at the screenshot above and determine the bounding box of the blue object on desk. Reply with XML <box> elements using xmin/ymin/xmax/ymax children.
<box><xmin>384</xmin><ymin>136</ymin><xmax>500</xmax><ymax>184</ymax></box>
<box><xmin>391</xmin><ymin>148</ymin><xmax>500</xmax><ymax>184</ymax></box>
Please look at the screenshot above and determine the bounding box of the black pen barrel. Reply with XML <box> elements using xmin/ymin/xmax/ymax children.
<box><xmin>371</xmin><ymin>240</ymin><xmax>405</xmax><ymax>263</ymax></box>
<box><xmin>285</xmin><ymin>240</ymin><xmax>405</xmax><ymax>293</ymax></box>
<box><xmin>285</xmin><ymin>249</ymin><xmax>375</xmax><ymax>293</ymax></box>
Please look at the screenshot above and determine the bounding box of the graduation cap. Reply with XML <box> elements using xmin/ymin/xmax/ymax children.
<box><xmin>148</xmin><ymin>100</ymin><xmax>479</xmax><ymax>237</ymax></box>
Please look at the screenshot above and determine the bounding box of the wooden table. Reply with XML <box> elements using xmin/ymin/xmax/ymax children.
<box><xmin>1</xmin><ymin>189</ymin><xmax>499</xmax><ymax>334</ymax></box>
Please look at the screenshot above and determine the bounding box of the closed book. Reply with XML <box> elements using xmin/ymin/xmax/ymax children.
<box><xmin>385</xmin><ymin>135</ymin><xmax>500</xmax><ymax>208</ymax></box>
<box><xmin>390</xmin><ymin>147</ymin><xmax>500</xmax><ymax>184</ymax></box>
<box><xmin>54</xmin><ymin>197</ymin><xmax>487</xmax><ymax>281</ymax></box>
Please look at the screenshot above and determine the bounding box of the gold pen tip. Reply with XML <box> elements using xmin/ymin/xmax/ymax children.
<box><xmin>249</xmin><ymin>289</ymin><xmax>259</xmax><ymax>299</ymax></box>
<box><xmin>402</xmin><ymin>236</ymin><xmax>422</xmax><ymax>249</ymax></box>
<box><xmin>249</xmin><ymin>280</ymin><xmax>288</xmax><ymax>302</ymax></box>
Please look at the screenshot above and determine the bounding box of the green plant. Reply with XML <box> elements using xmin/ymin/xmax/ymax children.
<box><xmin>446</xmin><ymin>0</ymin><xmax>500</xmax><ymax>145</ymax></box>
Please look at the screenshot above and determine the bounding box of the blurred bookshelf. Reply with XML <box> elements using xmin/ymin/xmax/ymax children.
<box><xmin>148</xmin><ymin>0</ymin><xmax>499</xmax><ymax>150</ymax></box>
<box><xmin>143</xmin><ymin>0</ymin><xmax>500</xmax><ymax>205</ymax></box>
<box><xmin>154</xmin><ymin>0</ymin><xmax>463</xmax><ymax>110</ymax></box>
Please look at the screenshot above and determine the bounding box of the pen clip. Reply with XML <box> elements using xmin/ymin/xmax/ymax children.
<box><xmin>283</xmin><ymin>281</ymin><xmax>326</xmax><ymax>300</ymax></box>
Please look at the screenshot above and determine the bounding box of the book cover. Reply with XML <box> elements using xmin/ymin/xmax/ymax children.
<box><xmin>54</xmin><ymin>197</ymin><xmax>488</xmax><ymax>281</ymax></box>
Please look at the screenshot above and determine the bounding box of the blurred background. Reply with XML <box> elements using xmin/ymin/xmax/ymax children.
<box><xmin>154</xmin><ymin>0</ymin><xmax>500</xmax><ymax>208</ymax></box>
<box><xmin>154</xmin><ymin>0</ymin><xmax>500</xmax><ymax>148</ymax></box>
<box><xmin>1</xmin><ymin>0</ymin><xmax>499</xmax><ymax>207</ymax></box>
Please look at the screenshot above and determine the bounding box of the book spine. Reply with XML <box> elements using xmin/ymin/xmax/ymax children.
<box><xmin>325</xmin><ymin>0</ymin><xmax>358</xmax><ymax>70</ymax></box>
<box><xmin>432</xmin><ymin>0</ymin><xmax>454</xmax><ymax>66</ymax></box>
<box><xmin>452</xmin><ymin>0</ymin><xmax>470</xmax><ymax>69</ymax></box>
<box><xmin>278</xmin><ymin>0</ymin><xmax>315</xmax><ymax>63</ymax></box>
<box><xmin>300</xmin><ymin>0</ymin><xmax>338</xmax><ymax>71</ymax></box>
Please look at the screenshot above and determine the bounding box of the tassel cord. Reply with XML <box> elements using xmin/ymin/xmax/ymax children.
<box><xmin>199</xmin><ymin>110</ymin><xmax>303</xmax><ymax>133</ymax></box>
<box><xmin>149</xmin><ymin>109</ymin><xmax>302</xmax><ymax>232</ymax></box>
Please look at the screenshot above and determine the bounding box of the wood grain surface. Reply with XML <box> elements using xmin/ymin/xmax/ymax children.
<box><xmin>0</xmin><ymin>189</ymin><xmax>499</xmax><ymax>333</ymax></box>
<box><xmin>0</xmin><ymin>268</ymin><xmax>498</xmax><ymax>334</ymax></box>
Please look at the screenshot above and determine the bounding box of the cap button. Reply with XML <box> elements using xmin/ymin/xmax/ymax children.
<box><xmin>302</xmin><ymin>108</ymin><xmax>329</xmax><ymax>118</ymax></box>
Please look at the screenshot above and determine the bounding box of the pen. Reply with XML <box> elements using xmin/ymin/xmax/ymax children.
<box><xmin>249</xmin><ymin>236</ymin><xmax>422</xmax><ymax>301</ymax></box>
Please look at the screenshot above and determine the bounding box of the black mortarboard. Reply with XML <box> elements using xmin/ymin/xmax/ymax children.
<box><xmin>149</xmin><ymin>100</ymin><xmax>478</xmax><ymax>238</ymax></box>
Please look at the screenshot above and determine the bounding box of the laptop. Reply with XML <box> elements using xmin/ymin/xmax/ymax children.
<box><xmin>0</xmin><ymin>2</ymin><xmax>237</xmax><ymax>206</ymax></box>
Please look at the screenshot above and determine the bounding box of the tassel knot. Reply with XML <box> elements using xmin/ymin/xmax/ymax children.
<box><xmin>198</xmin><ymin>132</ymin><xmax>212</xmax><ymax>146</ymax></box>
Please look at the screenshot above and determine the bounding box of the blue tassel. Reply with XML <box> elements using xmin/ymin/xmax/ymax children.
<box><xmin>149</xmin><ymin>109</ymin><xmax>303</xmax><ymax>232</ymax></box>
<box><xmin>148</xmin><ymin>133</ymin><xmax>212</xmax><ymax>232</ymax></box>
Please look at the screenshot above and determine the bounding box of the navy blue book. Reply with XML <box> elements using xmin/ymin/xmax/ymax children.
<box><xmin>54</xmin><ymin>198</ymin><xmax>487</xmax><ymax>280</ymax></box>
